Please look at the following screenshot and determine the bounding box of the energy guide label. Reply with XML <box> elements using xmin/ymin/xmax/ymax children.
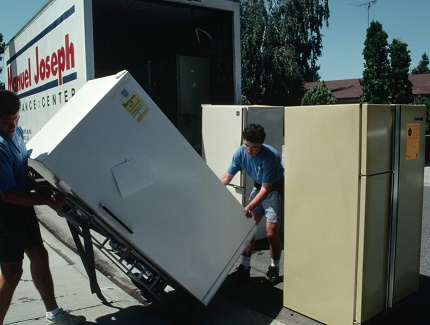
<box><xmin>122</xmin><ymin>93</ymin><xmax>150</xmax><ymax>123</ymax></box>
<box><xmin>406</xmin><ymin>123</ymin><xmax>420</xmax><ymax>160</ymax></box>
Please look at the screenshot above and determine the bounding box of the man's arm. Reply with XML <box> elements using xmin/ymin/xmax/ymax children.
<box><xmin>244</xmin><ymin>182</ymin><xmax>273</xmax><ymax>215</ymax></box>
<box><xmin>1</xmin><ymin>188</ymin><xmax>65</xmax><ymax>211</ymax></box>
<box><xmin>220</xmin><ymin>172</ymin><xmax>235</xmax><ymax>186</ymax></box>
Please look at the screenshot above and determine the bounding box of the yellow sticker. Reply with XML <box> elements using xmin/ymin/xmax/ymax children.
<box><xmin>406</xmin><ymin>123</ymin><xmax>420</xmax><ymax>160</ymax></box>
<box><xmin>122</xmin><ymin>94</ymin><xmax>151</xmax><ymax>123</ymax></box>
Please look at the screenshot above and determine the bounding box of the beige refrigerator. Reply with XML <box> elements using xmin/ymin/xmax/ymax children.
<box><xmin>283</xmin><ymin>104</ymin><xmax>426</xmax><ymax>324</ymax></box>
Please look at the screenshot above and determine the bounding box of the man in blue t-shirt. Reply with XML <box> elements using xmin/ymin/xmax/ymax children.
<box><xmin>220</xmin><ymin>123</ymin><xmax>284</xmax><ymax>283</ymax></box>
<box><xmin>0</xmin><ymin>90</ymin><xmax>86</xmax><ymax>324</ymax></box>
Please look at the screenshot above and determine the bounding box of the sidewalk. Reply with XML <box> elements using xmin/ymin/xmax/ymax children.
<box><xmin>4</xmin><ymin>219</ymin><xmax>165</xmax><ymax>325</ymax></box>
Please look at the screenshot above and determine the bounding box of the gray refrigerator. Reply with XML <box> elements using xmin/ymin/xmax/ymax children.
<box><xmin>26</xmin><ymin>71</ymin><xmax>257</xmax><ymax>305</ymax></box>
<box><xmin>283</xmin><ymin>104</ymin><xmax>426</xmax><ymax>324</ymax></box>
<box><xmin>201</xmin><ymin>105</ymin><xmax>284</xmax><ymax>239</ymax></box>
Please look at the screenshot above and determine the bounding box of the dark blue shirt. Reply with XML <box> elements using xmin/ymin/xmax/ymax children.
<box><xmin>0</xmin><ymin>126</ymin><xmax>31</xmax><ymax>203</ymax></box>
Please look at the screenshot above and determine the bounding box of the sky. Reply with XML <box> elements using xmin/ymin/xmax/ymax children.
<box><xmin>1</xmin><ymin>0</ymin><xmax>429</xmax><ymax>82</ymax></box>
<box><xmin>318</xmin><ymin>0</ymin><xmax>430</xmax><ymax>80</ymax></box>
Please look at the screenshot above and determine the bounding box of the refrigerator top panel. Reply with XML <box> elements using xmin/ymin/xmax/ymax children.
<box><xmin>361</xmin><ymin>104</ymin><xmax>394</xmax><ymax>176</ymax></box>
<box><xmin>27</xmin><ymin>71</ymin><xmax>256</xmax><ymax>304</ymax></box>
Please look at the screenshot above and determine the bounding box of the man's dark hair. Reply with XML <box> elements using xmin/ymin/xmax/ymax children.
<box><xmin>0</xmin><ymin>90</ymin><xmax>20</xmax><ymax>116</ymax></box>
<box><xmin>242</xmin><ymin>123</ymin><xmax>266</xmax><ymax>144</ymax></box>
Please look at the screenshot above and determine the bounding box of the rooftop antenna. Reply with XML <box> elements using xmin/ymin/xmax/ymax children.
<box><xmin>355</xmin><ymin>0</ymin><xmax>378</xmax><ymax>27</ymax></box>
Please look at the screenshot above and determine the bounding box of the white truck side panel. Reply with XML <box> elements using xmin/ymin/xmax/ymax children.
<box><xmin>4</xmin><ymin>0</ymin><xmax>93</xmax><ymax>141</ymax></box>
<box><xmin>4</xmin><ymin>0</ymin><xmax>241</xmax><ymax>143</ymax></box>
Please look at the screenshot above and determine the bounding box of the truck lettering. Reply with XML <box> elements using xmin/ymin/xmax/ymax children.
<box><xmin>34</xmin><ymin>34</ymin><xmax>75</xmax><ymax>86</ymax></box>
<box><xmin>7</xmin><ymin>58</ymin><xmax>32</xmax><ymax>92</ymax></box>
<box><xmin>20</xmin><ymin>87</ymin><xmax>76</xmax><ymax>112</ymax></box>
<box><xmin>7</xmin><ymin>34</ymin><xmax>75</xmax><ymax>93</ymax></box>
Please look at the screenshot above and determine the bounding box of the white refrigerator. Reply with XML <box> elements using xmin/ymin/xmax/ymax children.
<box><xmin>201</xmin><ymin>105</ymin><xmax>284</xmax><ymax>239</ymax></box>
<box><xmin>26</xmin><ymin>71</ymin><xmax>257</xmax><ymax>305</ymax></box>
<box><xmin>283</xmin><ymin>104</ymin><xmax>426</xmax><ymax>324</ymax></box>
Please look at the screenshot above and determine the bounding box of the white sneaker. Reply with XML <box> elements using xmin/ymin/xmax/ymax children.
<box><xmin>46</xmin><ymin>308</ymin><xmax>86</xmax><ymax>324</ymax></box>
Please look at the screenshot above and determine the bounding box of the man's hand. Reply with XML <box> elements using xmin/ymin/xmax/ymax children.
<box><xmin>47</xmin><ymin>192</ymin><xmax>66</xmax><ymax>212</ymax></box>
<box><xmin>244</xmin><ymin>208</ymin><xmax>253</xmax><ymax>218</ymax></box>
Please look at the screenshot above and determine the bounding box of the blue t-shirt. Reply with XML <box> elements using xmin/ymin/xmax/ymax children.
<box><xmin>0</xmin><ymin>126</ymin><xmax>31</xmax><ymax>203</ymax></box>
<box><xmin>227</xmin><ymin>144</ymin><xmax>284</xmax><ymax>184</ymax></box>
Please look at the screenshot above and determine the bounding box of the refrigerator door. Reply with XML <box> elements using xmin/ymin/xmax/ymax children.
<box><xmin>245</xmin><ymin>106</ymin><xmax>284</xmax><ymax>153</ymax></box>
<box><xmin>355</xmin><ymin>173</ymin><xmax>391</xmax><ymax>323</ymax></box>
<box><xmin>177</xmin><ymin>55</ymin><xmax>210</xmax><ymax>149</ymax></box>
<box><xmin>244</xmin><ymin>106</ymin><xmax>284</xmax><ymax>197</ymax></box>
<box><xmin>27</xmin><ymin>71</ymin><xmax>257</xmax><ymax>305</ymax></box>
<box><xmin>245</xmin><ymin>106</ymin><xmax>284</xmax><ymax>239</ymax></box>
<box><xmin>283</xmin><ymin>104</ymin><xmax>361</xmax><ymax>325</ymax></box>
<box><xmin>202</xmin><ymin>105</ymin><xmax>245</xmax><ymax>204</ymax></box>
<box><xmin>361</xmin><ymin>104</ymin><xmax>394</xmax><ymax>175</ymax></box>
<box><xmin>392</xmin><ymin>105</ymin><xmax>426</xmax><ymax>304</ymax></box>
<box><xmin>355</xmin><ymin>104</ymin><xmax>394</xmax><ymax>323</ymax></box>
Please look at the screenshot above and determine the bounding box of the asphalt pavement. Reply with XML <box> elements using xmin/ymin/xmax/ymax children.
<box><xmin>4</xmin><ymin>167</ymin><xmax>430</xmax><ymax>325</ymax></box>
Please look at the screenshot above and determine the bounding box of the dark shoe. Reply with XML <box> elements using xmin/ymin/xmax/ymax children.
<box><xmin>228</xmin><ymin>264</ymin><xmax>250</xmax><ymax>283</ymax></box>
<box><xmin>265</xmin><ymin>266</ymin><xmax>279</xmax><ymax>283</ymax></box>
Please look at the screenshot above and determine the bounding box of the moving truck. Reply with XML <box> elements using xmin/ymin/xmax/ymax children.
<box><xmin>4</xmin><ymin>0</ymin><xmax>241</xmax><ymax>150</ymax></box>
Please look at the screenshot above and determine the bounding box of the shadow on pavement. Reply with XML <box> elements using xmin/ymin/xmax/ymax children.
<box><xmin>219</xmin><ymin>276</ymin><xmax>284</xmax><ymax>320</ymax></box>
<box><xmin>367</xmin><ymin>275</ymin><xmax>430</xmax><ymax>325</ymax></box>
<box><xmin>93</xmin><ymin>304</ymin><xmax>169</xmax><ymax>324</ymax></box>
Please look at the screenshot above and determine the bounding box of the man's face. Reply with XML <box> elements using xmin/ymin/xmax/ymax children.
<box><xmin>0</xmin><ymin>112</ymin><xmax>20</xmax><ymax>137</ymax></box>
<box><xmin>243</xmin><ymin>139</ymin><xmax>262</xmax><ymax>157</ymax></box>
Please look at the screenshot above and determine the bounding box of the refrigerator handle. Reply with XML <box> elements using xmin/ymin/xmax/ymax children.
<box><xmin>100</xmin><ymin>204</ymin><xmax>134</xmax><ymax>234</ymax></box>
<box><xmin>227</xmin><ymin>184</ymin><xmax>244</xmax><ymax>190</ymax></box>
<box><xmin>387</xmin><ymin>104</ymin><xmax>401</xmax><ymax>309</ymax></box>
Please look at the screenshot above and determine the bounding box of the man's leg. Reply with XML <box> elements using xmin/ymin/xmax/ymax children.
<box><xmin>25</xmin><ymin>244</ymin><xmax>58</xmax><ymax>312</ymax></box>
<box><xmin>242</xmin><ymin>214</ymin><xmax>264</xmax><ymax>257</ymax></box>
<box><xmin>265</xmin><ymin>220</ymin><xmax>282</xmax><ymax>283</ymax></box>
<box><xmin>266</xmin><ymin>221</ymin><xmax>282</xmax><ymax>261</ymax></box>
<box><xmin>0</xmin><ymin>261</ymin><xmax>23</xmax><ymax>324</ymax></box>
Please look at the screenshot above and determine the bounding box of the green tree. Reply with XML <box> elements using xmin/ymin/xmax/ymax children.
<box><xmin>301</xmin><ymin>81</ymin><xmax>337</xmax><ymax>105</ymax></box>
<box><xmin>413</xmin><ymin>96</ymin><xmax>430</xmax><ymax>134</ymax></box>
<box><xmin>389</xmin><ymin>39</ymin><xmax>413</xmax><ymax>104</ymax></box>
<box><xmin>240</xmin><ymin>0</ymin><xmax>271</xmax><ymax>104</ymax></box>
<box><xmin>360</xmin><ymin>21</ymin><xmax>391</xmax><ymax>104</ymax></box>
<box><xmin>240</xmin><ymin>0</ymin><xmax>329</xmax><ymax>105</ymax></box>
<box><xmin>0</xmin><ymin>33</ymin><xmax>5</xmax><ymax>90</ymax></box>
<box><xmin>411</xmin><ymin>52</ymin><xmax>430</xmax><ymax>75</ymax></box>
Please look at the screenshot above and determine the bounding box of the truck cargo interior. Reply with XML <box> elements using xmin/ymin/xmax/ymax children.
<box><xmin>92</xmin><ymin>0</ymin><xmax>235</xmax><ymax>151</ymax></box>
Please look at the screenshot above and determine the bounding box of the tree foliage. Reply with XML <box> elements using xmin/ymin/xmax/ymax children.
<box><xmin>411</xmin><ymin>52</ymin><xmax>430</xmax><ymax>75</ymax></box>
<box><xmin>0</xmin><ymin>33</ymin><xmax>4</xmax><ymax>90</ymax></box>
<box><xmin>360</xmin><ymin>21</ymin><xmax>413</xmax><ymax>104</ymax></box>
<box><xmin>413</xmin><ymin>96</ymin><xmax>430</xmax><ymax>134</ymax></box>
<box><xmin>301</xmin><ymin>81</ymin><xmax>337</xmax><ymax>105</ymax></box>
<box><xmin>389</xmin><ymin>39</ymin><xmax>413</xmax><ymax>103</ymax></box>
<box><xmin>240</xmin><ymin>0</ymin><xmax>329</xmax><ymax>105</ymax></box>
<box><xmin>360</xmin><ymin>21</ymin><xmax>391</xmax><ymax>103</ymax></box>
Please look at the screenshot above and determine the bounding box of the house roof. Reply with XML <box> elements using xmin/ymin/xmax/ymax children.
<box><xmin>410</xmin><ymin>73</ymin><xmax>430</xmax><ymax>96</ymax></box>
<box><xmin>305</xmin><ymin>73</ymin><xmax>430</xmax><ymax>101</ymax></box>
